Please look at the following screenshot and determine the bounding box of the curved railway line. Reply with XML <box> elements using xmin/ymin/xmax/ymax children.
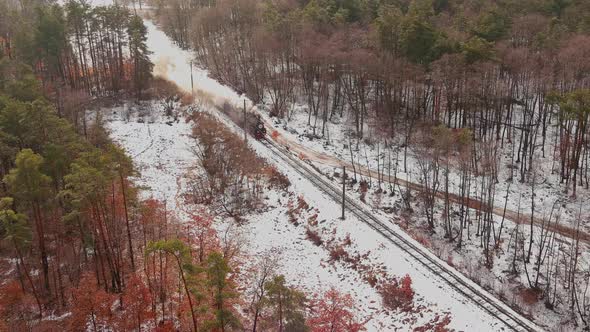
<box><xmin>261</xmin><ymin>137</ymin><xmax>542</xmax><ymax>332</ymax></box>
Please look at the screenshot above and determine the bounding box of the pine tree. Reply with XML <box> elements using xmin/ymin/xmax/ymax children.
<box><xmin>4</xmin><ymin>149</ymin><xmax>53</xmax><ymax>293</ymax></box>
<box><xmin>264</xmin><ymin>275</ymin><xmax>308</xmax><ymax>332</ymax></box>
<box><xmin>146</xmin><ymin>239</ymin><xmax>201</xmax><ymax>332</ymax></box>
<box><xmin>34</xmin><ymin>4</ymin><xmax>67</xmax><ymax>81</ymax></box>
<box><xmin>205</xmin><ymin>252</ymin><xmax>241</xmax><ymax>332</ymax></box>
<box><xmin>0</xmin><ymin>197</ymin><xmax>42</xmax><ymax>317</ymax></box>
<box><xmin>63</xmin><ymin>149</ymin><xmax>124</xmax><ymax>292</ymax></box>
<box><xmin>127</xmin><ymin>15</ymin><xmax>153</xmax><ymax>101</ymax></box>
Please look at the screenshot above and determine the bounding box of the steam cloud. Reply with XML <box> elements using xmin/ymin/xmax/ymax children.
<box><xmin>145</xmin><ymin>20</ymin><xmax>252</xmax><ymax>111</ymax></box>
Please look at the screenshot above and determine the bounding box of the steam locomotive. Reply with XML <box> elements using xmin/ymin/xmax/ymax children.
<box><xmin>252</xmin><ymin>115</ymin><xmax>267</xmax><ymax>140</ymax></box>
<box><xmin>218</xmin><ymin>101</ymin><xmax>267</xmax><ymax>140</ymax></box>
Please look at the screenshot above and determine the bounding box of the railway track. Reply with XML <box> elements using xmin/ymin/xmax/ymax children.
<box><xmin>261</xmin><ymin>138</ymin><xmax>542</xmax><ymax>332</ymax></box>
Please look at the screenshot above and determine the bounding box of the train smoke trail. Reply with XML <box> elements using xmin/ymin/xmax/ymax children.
<box><xmin>144</xmin><ymin>20</ymin><xmax>252</xmax><ymax>110</ymax></box>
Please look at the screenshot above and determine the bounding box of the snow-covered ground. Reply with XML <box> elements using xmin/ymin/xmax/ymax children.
<box><xmin>105</xmin><ymin>101</ymin><xmax>515</xmax><ymax>331</ymax></box>
<box><xmin>242</xmin><ymin>91</ymin><xmax>590</xmax><ymax>331</ymax></box>
<box><xmin>99</xmin><ymin>17</ymin><xmax>543</xmax><ymax>331</ymax></box>
<box><xmin>103</xmin><ymin>103</ymin><xmax>194</xmax><ymax>208</ymax></box>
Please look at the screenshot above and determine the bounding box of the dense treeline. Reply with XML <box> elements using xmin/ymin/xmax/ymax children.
<box><xmin>150</xmin><ymin>0</ymin><xmax>590</xmax><ymax>328</ymax></box>
<box><xmin>0</xmin><ymin>0</ymin><xmax>154</xmax><ymax>310</ymax></box>
<box><xmin>0</xmin><ymin>41</ymin><xmax>146</xmax><ymax>330</ymax></box>
<box><xmin>0</xmin><ymin>0</ymin><xmax>165</xmax><ymax>327</ymax></box>
<box><xmin>151</xmin><ymin>0</ymin><xmax>590</xmax><ymax>190</ymax></box>
<box><xmin>1</xmin><ymin>0</ymin><xmax>153</xmax><ymax>103</ymax></box>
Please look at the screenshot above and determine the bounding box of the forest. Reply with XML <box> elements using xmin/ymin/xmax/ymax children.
<box><xmin>147</xmin><ymin>0</ymin><xmax>590</xmax><ymax>330</ymax></box>
<box><xmin>3</xmin><ymin>0</ymin><xmax>590</xmax><ymax>330</ymax></box>
<box><xmin>153</xmin><ymin>0</ymin><xmax>590</xmax><ymax>194</ymax></box>
<box><xmin>0</xmin><ymin>0</ymin><xmax>384</xmax><ymax>331</ymax></box>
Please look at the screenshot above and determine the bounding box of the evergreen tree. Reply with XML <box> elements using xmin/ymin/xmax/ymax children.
<box><xmin>0</xmin><ymin>61</ymin><xmax>41</xmax><ymax>101</ymax></box>
<box><xmin>34</xmin><ymin>4</ymin><xmax>67</xmax><ymax>80</ymax></box>
<box><xmin>127</xmin><ymin>15</ymin><xmax>153</xmax><ymax>101</ymax></box>
<box><xmin>4</xmin><ymin>149</ymin><xmax>53</xmax><ymax>293</ymax></box>
<box><xmin>205</xmin><ymin>252</ymin><xmax>241</xmax><ymax>332</ymax></box>
<box><xmin>375</xmin><ymin>4</ymin><xmax>403</xmax><ymax>54</ymax></box>
<box><xmin>146</xmin><ymin>239</ymin><xmax>201</xmax><ymax>332</ymax></box>
<box><xmin>399</xmin><ymin>16</ymin><xmax>438</xmax><ymax>64</ymax></box>
<box><xmin>264</xmin><ymin>275</ymin><xmax>308</xmax><ymax>332</ymax></box>
<box><xmin>0</xmin><ymin>197</ymin><xmax>42</xmax><ymax>317</ymax></box>
<box><xmin>472</xmin><ymin>8</ymin><xmax>511</xmax><ymax>42</ymax></box>
<box><xmin>399</xmin><ymin>1</ymin><xmax>443</xmax><ymax>65</ymax></box>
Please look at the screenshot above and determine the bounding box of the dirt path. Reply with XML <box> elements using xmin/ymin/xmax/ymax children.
<box><xmin>266</xmin><ymin>125</ymin><xmax>590</xmax><ymax>244</ymax></box>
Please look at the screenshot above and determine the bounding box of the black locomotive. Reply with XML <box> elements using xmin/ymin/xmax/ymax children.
<box><xmin>218</xmin><ymin>101</ymin><xmax>267</xmax><ymax>140</ymax></box>
<box><xmin>253</xmin><ymin>116</ymin><xmax>267</xmax><ymax>140</ymax></box>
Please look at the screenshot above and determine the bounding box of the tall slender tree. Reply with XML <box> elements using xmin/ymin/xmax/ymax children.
<box><xmin>4</xmin><ymin>149</ymin><xmax>53</xmax><ymax>293</ymax></box>
<box><xmin>127</xmin><ymin>15</ymin><xmax>153</xmax><ymax>101</ymax></box>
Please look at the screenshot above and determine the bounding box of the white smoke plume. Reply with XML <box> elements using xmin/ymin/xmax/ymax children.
<box><xmin>144</xmin><ymin>20</ymin><xmax>252</xmax><ymax>111</ymax></box>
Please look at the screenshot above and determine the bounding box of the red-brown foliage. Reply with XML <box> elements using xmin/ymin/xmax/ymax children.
<box><xmin>413</xmin><ymin>234</ymin><xmax>431</xmax><ymax>247</ymax></box>
<box><xmin>308</xmin><ymin>288</ymin><xmax>365</xmax><ymax>332</ymax></box>
<box><xmin>117</xmin><ymin>274</ymin><xmax>154</xmax><ymax>331</ymax></box>
<box><xmin>413</xmin><ymin>313</ymin><xmax>453</xmax><ymax>332</ymax></box>
<box><xmin>287</xmin><ymin>196</ymin><xmax>310</xmax><ymax>225</ymax></box>
<box><xmin>379</xmin><ymin>275</ymin><xmax>415</xmax><ymax>311</ymax></box>
<box><xmin>69</xmin><ymin>273</ymin><xmax>115</xmax><ymax>331</ymax></box>
<box><xmin>154</xmin><ymin>319</ymin><xmax>175</xmax><ymax>332</ymax></box>
<box><xmin>306</xmin><ymin>227</ymin><xmax>323</xmax><ymax>246</ymax></box>
<box><xmin>307</xmin><ymin>212</ymin><xmax>319</xmax><ymax>226</ymax></box>
<box><xmin>359</xmin><ymin>180</ymin><xmax>368</xmax><ymax>202</ymax></box>
<box><xmin>519</xmin><ymin>288</ymin><xmax>542</xmax><ymax>306</ymax></box>
<box><xmin>0</xmin><ymin>280</ymin><xmax>38</xmax><ymax>329</ymax></box>
<box><xmin>297</xmin><ymin>195</ymin><xmax>309</xmax><ymax>210</ymax></box>
<box><xmin>328</xmin><ymin>245</ymin><xmax>348</xmax><ymax>262</ymax></box>
<box><xmin>342</xmin><ymin>234</ymin><xmax>352</xmax><ymax>247</ymax></box>
<box><xmin>185</xmin><ymin>212</ymin><xmax>220</xmax><ymax>263</ymax></box>
<box><xmin>446</xmin><ymin>255</ymin><xmax>455</xmax><ymax>268</ymax></box>
<box><xmin>264</xmin><ymin>165</ymin><xmax>291</xmax><ymax>190</ymax></box>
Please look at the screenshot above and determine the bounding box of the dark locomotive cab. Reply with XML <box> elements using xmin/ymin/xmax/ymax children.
<box><xmin>253</xmin><ymin>116</ymin><xmax>267</xmax><ymax>140</ymax></box>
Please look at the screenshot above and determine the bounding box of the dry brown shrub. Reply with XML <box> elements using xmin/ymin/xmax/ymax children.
<box><xmin>190</xmin><ymin>112</ymin><xmax>289</xmax><ymax>215</ymax></box>
<box><xmin>306</xmin><ymin>228</ymin><xmax>323</xmax><ymax>246</ymax></box>
<box><xmin>307</xmin><ymin>213</ymin><xmax>318</xmax><ymax>226</ymax></box>
<box><xmin>264</xmin><ymin>166</ymin><xmax>290</xmax><ymax>190</ymax></box>
<box><xmin>359</xmin><ymin>180</ymin><xmax>368</xmax><ymax>202</ymax></box>
<box><xmin>446</xmin><ymin>255</ymin><xmax>455</xmax><ymax>267</ymax></box>
<box><xmin>342</xmin><ymin>234</ymin><xmax>352</xmax><ymax>247</ymax></box>
<box><xmin>519</xmin><ymin>287</ymin><xmax>542</xmax><ymax>306</ymax></box>
<box><xmin>0</xmin><ymin>280</ymin><xmax>38</xmax><ymax>329</ymax></box>
<box><xmin>148</xmin><ymin>77</ymin><xmax>182</xmax><ymax>99</ymax></box>
<box><xmin>297</xmin><ymin>196</ymin><xmax>309</xmax><ymax>210</ymax></box>
<box><xmin>414</xmin><ymin>234</ymin><xmax>430</xmax><ymax>247</ymax></box>
<box><xmin>329</xmin><ymin>246</ymin><xmax>348</xmax><ymax>262</ymax></box>
<box><xmin>413</xmin><ymin>313</ymin><xmax>453</xmax><ymax>332</ymax></box>
<box><xmin>379</xmin><ymin>275</ymin><xmax>414</xmax><ymax>312</ymax></box>
<box><xmin>180</xmin><ymin>93</ymin><xmax>195</xmax><ymax>105</ymax></box>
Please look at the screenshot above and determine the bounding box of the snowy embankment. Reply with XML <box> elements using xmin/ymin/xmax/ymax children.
<box><xmin>101</xmin><ymin>18</ymin><xmax>522</xmax><ymax>331</ymax></box>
